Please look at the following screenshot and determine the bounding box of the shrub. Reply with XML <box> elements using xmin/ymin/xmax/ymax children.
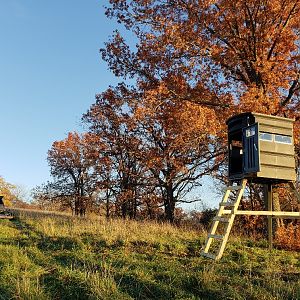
<box><xmin>275</xmin><ymin>222</ymin><xmax>300</xmax><ymax>251</ymax></box>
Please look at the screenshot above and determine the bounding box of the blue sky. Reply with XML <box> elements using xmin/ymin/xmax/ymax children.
<box><xmin>0</xmin><ymin>0</ymin><xmax>220</xmax><ymax>207</ymax></box>
<box><xmin>0</xmin><ymin>0</ymin><xmax>123</xmax><ymax>195</ymax></box>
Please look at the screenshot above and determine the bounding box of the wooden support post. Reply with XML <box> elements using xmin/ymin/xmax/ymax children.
<box><xmin>268</xmin><ymin>184</ymin><xmax>273</xmax><ymax>250</ymax></box>
<box><xmin>263</xmin><ymin>184</ymin><xmax>273</xmax><ymax>250</ymax></box>
<box><xmin>267</xmin><ymin>184</ymin><xmax>273</xmax><ymax>250</ymax></box>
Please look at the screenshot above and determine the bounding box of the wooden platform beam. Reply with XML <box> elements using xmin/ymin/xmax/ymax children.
<box><xmin>234</xmin><ymin>210</ymin><xmax>300</xmax><ymax>218</ymax></box>
<box><xmin>202</xmin><ymin>179</ymin><xmax>300</xmax><ymax>261</ymax></box>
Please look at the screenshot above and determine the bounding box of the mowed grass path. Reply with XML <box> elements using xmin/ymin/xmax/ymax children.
<box><xmin>0</xmin><ymin>210</ymin><xmax>299</xmax><ymax>299</ymax></box>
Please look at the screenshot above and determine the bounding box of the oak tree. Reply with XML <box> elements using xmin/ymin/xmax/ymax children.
<box><xmin>47</xmin><ymin>132</ymin><xmax>97</xmax><ymax>216</ymax></box>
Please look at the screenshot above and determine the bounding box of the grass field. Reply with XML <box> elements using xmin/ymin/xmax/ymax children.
<box><xmin>0</xmin><ymin>209</ymin><xmax>299</xmax><ymax>300</ymax></box>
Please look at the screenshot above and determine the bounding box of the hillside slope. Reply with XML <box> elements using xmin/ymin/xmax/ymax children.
<box><xmin>0</xmin><ymin>210</ymin><xmax>299</xmax><ymax>299</ymax></box>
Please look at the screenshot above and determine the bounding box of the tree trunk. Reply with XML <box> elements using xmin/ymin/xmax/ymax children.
<box><xmin>273</xmin><ymin>192</ymin><xmax>284</xmax><ymax>227</ymax></box>
<box><xmin>74</xmin><ymin>197</ymin><xmax>80</xmax><ymax>216</ymax></box>
<box><xmin>121</xmin><ymin>200</ymin><xmax>127</xmax><ymax>219</ymax></box>
<box><xmin>105</xmin><ymin>189</ymin><xmax>110</xmax><ymax>220</ymax></box>
<box><xmin>164</xmin><ymin>184</ymin><xmax>175</xmax><ymax>223</ymax></box>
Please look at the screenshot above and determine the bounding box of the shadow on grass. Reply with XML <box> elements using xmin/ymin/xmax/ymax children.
<box><xmin>4</xmin><ymin>214</ymin><xmax>270</xmax><ymax>300</ymax></box>
<box><xmin>5</xmin><ymin>217</ymin><xmax>96</xmax><ymax>299</ymax></box>
<box><xmin>0</xmin><ymin>261</ymin><xmax>15</xmax><ymax>300</ymax></box>
<box><xmin>1</xmin><ymin>216</ymin><xmax>225</xmax><ymax>300</ymax></box>
<box><xmin>37</xmin><ymin>235</ymin><xmax>82</xmax><ymax>251</ymax></box>
<box><xmin>0</xmin><ymin>288</ymin><xmax>13</xmax><ymax>300</ymax></box>
<box><xmin>10</xmin><ymin>217</ymin><xmax>82</xmax><ymax>250</ymax></box>
<box><xmin>116</xmin><ymin>273</ymin><xmax>176</xmax><ymax>300</ymax></box>
<box><xmin>42</xmin><ymin>273</ymin><xmax>91</xmax><ymax>300</ymax></box>
<box><xmin>80</xmin><ymin>232</ymin><xmax>108</xmax><ymax>249</ymax></box>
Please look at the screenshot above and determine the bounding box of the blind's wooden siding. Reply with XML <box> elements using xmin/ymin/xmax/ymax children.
<box><xmin>253</xmin><ymin>113</ymin><xmax>296</xmax><ymax>181</ymax></box>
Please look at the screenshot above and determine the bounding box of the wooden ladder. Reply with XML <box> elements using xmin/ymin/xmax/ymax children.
<box><xmin>201</xmin><ymin>179</ymin><xmax>247</xmax><ymax>260</ymax></box>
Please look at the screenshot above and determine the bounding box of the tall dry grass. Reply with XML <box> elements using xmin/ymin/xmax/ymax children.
<box><xmin>0</xmin><ymin>208</ymin><xmax>298</xmax><ymax>299</ymax></box>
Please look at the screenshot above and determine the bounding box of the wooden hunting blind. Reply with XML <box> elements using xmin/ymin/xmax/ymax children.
<box><xmin>202</xmin><ymin>112</ymin><xmax>300</xmax><ymax>261</ymax></box>
<box><xmin>226</xmin><ymin>112</ymin><xmax>296</xmax><ymax>183</ymax></box>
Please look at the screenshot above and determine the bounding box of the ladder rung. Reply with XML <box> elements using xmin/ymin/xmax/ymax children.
<box><xmin>226</xmin><ymin>185</ymin><xmax>243</xmax><ymax>191</ymax></box>
<box><xmin>208</xmin><ymin>234</ymin><xmax>224</xmax><ymax>240</ymax></box>
<box><xmin>214</xmin><ymin>216</ymin><xmax>230</xmax><ymax>222</ymax></box>
<box><xmin>220</xmin><ymin>202</ymin><xmax>236</xmax><ymax>207</ymax></box>
<box><xmin>201</xmin><ymin>252</ymin><xmax>216</xmax><ymax>260</ymax></box>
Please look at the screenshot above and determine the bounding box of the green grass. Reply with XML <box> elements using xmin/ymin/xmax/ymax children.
<box><xmin>0</xmin><ymin>209</ymin><xmax>299</xmax><ymax>299</ymax></box>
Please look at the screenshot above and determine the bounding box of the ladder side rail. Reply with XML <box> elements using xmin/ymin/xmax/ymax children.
<box><xmin>203</xmin><ymin>189</ymin><xmax>231</xmax><ymax>253</ymax></box>
<box><xmin>202</xmin><ymin>180</ymin><xmax>247</xmax><ymax>259</ymax></box>
<box><xmin>215</xmin><ymin>180</ymin><xmax>247</xmax><ymax>259</ymax></box>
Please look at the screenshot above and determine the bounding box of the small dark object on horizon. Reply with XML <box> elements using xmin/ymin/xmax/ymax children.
<box><xmin>0</xmin><ymin>195</ymin><xmax>14</xmax><ymax>220</ymax></box>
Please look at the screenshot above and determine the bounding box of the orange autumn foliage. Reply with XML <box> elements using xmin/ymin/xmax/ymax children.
<box><xmin>104</xmin><ymin>0</ymin><xmax>300</xmax><ymax>149</ymax></box>
<box><xmin>96</xmin><ymin>0</ymin><xmax>300</xmax><ymax>221</ymax></box>
<box><xmin>275</xmin><ymin>223</ymin><xmax>300</xmax><ymax>251</ymax></box>
<box><xmin>105</xmin><ymin>1</ymin><xmax>300</xmax><ymax>107</ymax></box>
<box><xmin>47</xmin><ymin>132</ymin><xmax>102</xmax><ymax>215</ymax></box>
<box><xmin>41</xmin><ymin>1</ymin><xmax>300</xmax><ymax>225</ymax></box>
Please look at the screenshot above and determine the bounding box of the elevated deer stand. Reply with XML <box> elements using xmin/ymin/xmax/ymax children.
<box><xmin>202</xmin><ymin>112</ymin><xmax>300</xmax><ymax>260</ymax></box>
